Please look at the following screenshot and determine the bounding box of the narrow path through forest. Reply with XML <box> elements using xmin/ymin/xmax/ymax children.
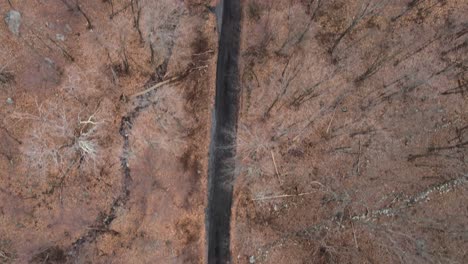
<box><xmin>206</xmin><ymin>0</ymin><xmax>241</xmax><ymax>263</ymax></box>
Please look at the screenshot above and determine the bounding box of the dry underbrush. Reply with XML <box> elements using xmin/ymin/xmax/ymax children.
<box><xmin>233</xmin><ymin>0</ymin><xmax>467</xmax><ymax>263</ymax></box>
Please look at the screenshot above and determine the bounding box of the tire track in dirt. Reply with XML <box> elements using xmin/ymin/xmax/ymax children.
<box><xmin>206</xmin><ymin>0</ymin><xmax>241</xmax><ymax>263</ymax></box>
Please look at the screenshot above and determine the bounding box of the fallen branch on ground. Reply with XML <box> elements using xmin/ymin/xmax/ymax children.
<box><xmin>271</xmin><ymin>150</ymin><xmax>281</xmax><ymax>183</ymax></box>
<box><xmin>130</xmin><ymin>66</ymin><xmax>207</xmax><ymax>98</ymax></box>
<box><xmin>252</xmin><ymin>191</ymin><xmax>315</xmax><ymax>201</ymax></box>
<box><xmin>130</xmin><ymin>75</ymin><xmax>181</xmax><ymax>98</ymax></box>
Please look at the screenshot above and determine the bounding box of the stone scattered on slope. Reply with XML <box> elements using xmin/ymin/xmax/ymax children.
<box><xmin>4</xmin><ymin>10</ymin><xmax>21</xmax><ymax>36</ymax></box>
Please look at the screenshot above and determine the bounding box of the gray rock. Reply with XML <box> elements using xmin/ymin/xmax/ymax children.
<box><xmin>4</xmin><ymin>10</ymin><xmax>21</xmax><ymax>36</ymax></box>
<box><xmin>64</xmin><ymin>24</ymin><xmax>72</xmax><ymax>33</ymax></box>
<box><xmin>56</xmin><ymin>33</ymin><xmax>65</xmax><ymax>41</ymax></box>
<box><xmin>44</xmin><ymin>57</ymin><xmax>55</xmax><ymax>67</ymax></box>
<box><xmin>6</xmin><ymin>98</ymin><xmax>14</xmax><ymax>104</ymax></box>
<box><xmin>249</xmin><ymin>256</ymin><xmax>255</xmax><ymax>264</ymax></box>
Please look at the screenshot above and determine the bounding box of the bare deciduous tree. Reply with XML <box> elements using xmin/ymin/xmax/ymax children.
<box><xmin>277</xmin><ymin>0</ymin><xmax>322</xmax><ymax>55</ymax></box>
<box><xmin>330</xmin><ymin>0</ymin><xmax>388</xmax><ymax>55</ymax></box>
<box><xmin>264</xmin><ymin>54</ymin><xmax>303</xmax><ymax>117</ymax></box>
<box><xmin>11</xmin><ymin>100</ymin><xmax>106</xmax><ymax>178</ymax></box>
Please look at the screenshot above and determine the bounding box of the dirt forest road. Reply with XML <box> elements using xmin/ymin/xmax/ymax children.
<box><xmin>206</xmin><ymin>0</ymin><xmax>241</xmax><ymax>263</ymax></box>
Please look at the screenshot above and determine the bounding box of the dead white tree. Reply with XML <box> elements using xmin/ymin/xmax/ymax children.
<box><xmin>11</xmin><ymin>100</ymin><xmax>105</xmax><ymax>178</ymax></box>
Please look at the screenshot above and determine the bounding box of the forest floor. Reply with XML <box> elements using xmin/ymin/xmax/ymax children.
<box><xmin>0</xmin><ymin>0</ymin><xmax>217</xmax><ymax>263</ymax></box>
<box><xmin>0</xmin><ymin>0</ymin><xmax>467</xmax><ymax>264</ymax></box>
<box><xmin>232</xmin><ymin>0</ymin><xmax>467</xmax><ymax>263</ymax></box>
